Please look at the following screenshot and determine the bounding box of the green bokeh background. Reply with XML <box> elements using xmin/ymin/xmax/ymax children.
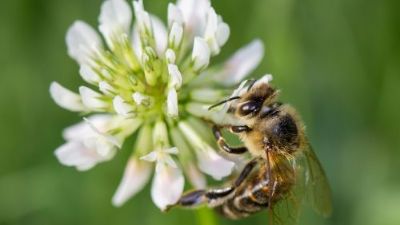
<box><xmin>1</xmin><ymin>0</ymin><xmax>399</xmax><ymax>224</ymax></box>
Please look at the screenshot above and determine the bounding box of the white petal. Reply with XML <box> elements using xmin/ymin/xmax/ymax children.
<box><xmin>131</xmin><ymin>26</ymin><xmax>142</xmax><ymax>61</ymax></box>
<box><xmin>79</xmin><ymin>65</ymin><xmax>101</xmax><ymax>84</ymax></box>
<box><xmin>204</xmin><ymin>7</ymin><xmax>218</xmax><ymax>37</ymax></box>
<box><xmin>190</xmin><ymin>88</ymin><xmax>223</xmax><ymax>103</ymax></box>
<box><xmin>165</xmin><ymin>49</ymin><xmax>176</xmax><ymax>64</ymax></box>
<box><xmin>164</xmin><ymin>147</ymin><xmax>179</xmax><ymax>155</ymax></box>
<box><xmin>163</xmin><ymin>155</ymin><xmax>178</xmax><ymax>169</ymax></box>
<box><xmin>255</xmin><ymin>74</ymin><xmax>273</xmax><ymax>85</ymax></box>
<box><xmin>178</xmin><ymin>122</ymin><xmax>204</xmax><ymax>148</ymax></box>
<box><xmin>216</xmin><ymin>22</ymin><xmax>230</xmax><ymax>46</ymax></box>
<box><xmin>168</xmin><ymin>3</ymin><xmax>183</xmax><ymax>27</ymax></box>
<box><xmin>140</xmin><ymin>151</ymin><xmax>158</xmax><ymax>162</ymax></box>
<box><xmin>169</xmin><ymin>22</ymin><xmax>183</xmax><ymax>48</ymax></box>
<box><xmin>177</xmin><ymin>0</ymin><xmax>210</xmax><ymax>37</ymax></box>
<box><xmin>151</xmin><ymin>165</ymin><xmax>184</xmax><ymax>211</ymax></box>
<box><xmin>153</xmin><ymin>120</ymin><xmax>168</xmax><ymax>143</ymax></box>
<box><xmin>79</xmin><ymin>86</ymin><xmax>108</xmax><ymax>109</ymax></box>
<box><xmin>166</xmin><ymin>88</ymin><xmax>178</xmax><ymax>118</ymax></box>
<box><xmin>151</xmin><ymin>15</ymin><xmax>168</xmax><ymax>55</ymax></box>
<box><xmin>114</xmin><ymin>116</ymin><xmax>143</xmax><ymax>140</ymax></box>
<box><xmin>197</xmin><ymin>149</ymin><xmax>234</xmax><ymax>180</ymax></box>
<box><xmin>216</xmin><ymin>40</ymin><xmax>264</xmax><ymax>85</ymax></box>
<box><xmin>178</xmin><ymin>122</ymin><xmax>234</xmax><ymax>180</ymax></box>
<box><xmin>186</xmin><ymin>164</ymin><xmax>206</xmax><ymax>188</ymax></box>
<box><xmin>140</xmin><ymin>148</ymin><xmax>178</xmax><ymax>172</ymax></box>
<box><xmin>50</xmin><ymin>82</ymin><xmax>85</xmax><ymax>112</ymax></box>
<box><xmin>83</xmin><ymin>117</ymin><xmax>122</xmax><ymax>148</ymax></box>
<box><xmin>99</xmin><ymin>0</ymin><xmax>132</xmax><ymax>48</ymax></box>
<box><xmin>83</xmin><ymin>135</ymin><xmax>118</xmax><ymax>158</ymax></box>
<box><xmin>66</xmin><ymin>21</ymin><xmax>102</xmax><ymax>65</ymax></box>
<box><xmin>133</xmin><ymin>0</ymin><xmax>152</xmax><ymax>33</ymax></box>
<box><xmin>167</xmin><ymin>64</ymin><xmax>182</xmax><ymax>89</ymax></box>
<box><xmin>186</xmin><ymin>102</ymin><xmax>240</xmax><ymax>126</ymax></box>
<box><xmin>131</xmin><ymin>14</ymin><xmax>167</xmax><ymax>59</ymax></box>
<box><xmin>132</xmin><ymin>92</ymin><xmax>150</xmax><ymax>105</ymax></box>
<box><xmin>63</xmin><ymin>115</ymin><xmax>112</xmax><ymax>141</ymax></box>
<box><xmin>54</xmin><ymin>141</ymin><xmax>110</xmax><ymax>171</ymax></box>
<box><xmin>112</xmin><ymin>159</ymin><xmax>152</xmax><ymax>207</ymax></box>
<box><xmin>99</xmin><ymin>81</ymin><xmax>116</xmax><ymax>95</ymax></box>
<box><xmin>192</xmin><ymin>37</ymin><xmax>210</xmax><ymax>71</ymax></box>
<box><xmin>113</xmin><ymin>96</ymin><xmax>134</xmax><ymax>116</ymax></box>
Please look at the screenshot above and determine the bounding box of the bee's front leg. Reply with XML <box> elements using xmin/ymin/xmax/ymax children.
<box><xmin>212</xmin><ymin>125</ymin><xmax>250</xmax><ymax>154</ymax></box>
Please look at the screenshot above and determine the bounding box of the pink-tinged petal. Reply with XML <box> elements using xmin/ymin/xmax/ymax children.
<box><xmin>50</xmin><ymin>82</ymin><xmax>85</xmax><ymax>112</ymax></box>
<box><xmin>112</xmin><ymin>158</ymin><xmax>152</xmax><ymax>207</ymax></box>
<box><xmin>215</xmin><ymin>39</ymin><xmax>264</xmax><ymax>85</ymax></box>
<box><xmin>151</xmin><ymin>165</ymin><xmax>184</xmax><ymax>211</ymax></box>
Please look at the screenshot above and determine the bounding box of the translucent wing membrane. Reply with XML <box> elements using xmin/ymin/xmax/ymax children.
<box><xmin>264</xmin><ymin>143</ymin><xmax>332</xmax><ymax>225</ymax></box>
<box><xmin>270</xmin><ymin>189</ymin><xmax>302</xmax><ymax>225</ymax></box>
<box><xmin>267</xmin><ymin>153</ymin><xmax>306</xmax><ymax>225</ymax></box>
<box><xmin>302</xmin><ymin>144</ymin><xmax>333</xmax><ymax>217</ymax></box>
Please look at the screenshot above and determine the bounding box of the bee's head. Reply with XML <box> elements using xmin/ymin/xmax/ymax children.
<box><xmin>233</xmin><ymin>81</ymin><xmax>279</xmax><ymax>118</ymax></box>
<box><xmin>209</xmin><ymin>75</ymin><xmax>280</xmax><ymax>120</ymax></box>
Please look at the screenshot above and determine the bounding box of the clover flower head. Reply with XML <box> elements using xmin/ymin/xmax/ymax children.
<box><xmin>50</xmin><ymin>0</ymin><xmax>265</xmax><ymax>210</ymax></box>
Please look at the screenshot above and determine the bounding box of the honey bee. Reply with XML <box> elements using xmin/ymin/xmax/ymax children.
<box><xmin>167</xmin><ymin>75</ymin><xmax>332</xmax><ymax>224</ymax></box>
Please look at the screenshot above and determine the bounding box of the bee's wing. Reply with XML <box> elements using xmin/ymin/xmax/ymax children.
<box><xmin>270</xmin><ymin>189</ymin><xmax>304</xmax><ymax>225</ymax></box>
<box><xmin>267</xmin><ymin>153</ymin><xmax>306</xmax><ymax>225</ymax></box>
<box><xmin>299</xmin><ymin>143</ymin><xmax>333</xmax><ymax>217</ymax></box>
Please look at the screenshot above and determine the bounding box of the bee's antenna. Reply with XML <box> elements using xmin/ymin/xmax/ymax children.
<box><xmin>208</xmin><ymin>96</ymin><xmax>240</xmax><ymax>110</ymax></box>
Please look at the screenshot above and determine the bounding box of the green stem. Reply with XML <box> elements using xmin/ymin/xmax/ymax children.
<box><xmin>195</xmin><ymin>208</ymin><xmax>218</xmax><ymax>225</ymax></box>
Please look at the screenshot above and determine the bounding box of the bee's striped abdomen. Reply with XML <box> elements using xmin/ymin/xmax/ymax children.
<box><xmin>215</xmin><ymin>177</ymin><xmax>271</xmax><ymax>219</ymax></box>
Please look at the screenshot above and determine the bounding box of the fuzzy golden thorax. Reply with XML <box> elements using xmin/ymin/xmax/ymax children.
<box><xmin>227</xmin><ymin>83</ymin><xmax>306</xmax><ymax>159</ymax></box>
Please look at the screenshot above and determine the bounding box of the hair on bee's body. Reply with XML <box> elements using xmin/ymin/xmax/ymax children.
<box><xmin>168</xmin><ymin>77</ymin><xmax>332</xmax><ymax>222</ymax></box>
<box><xmin>228</xmin><ymin>82</ymin><xmax>306</xmax><ymax>158</ymax></box>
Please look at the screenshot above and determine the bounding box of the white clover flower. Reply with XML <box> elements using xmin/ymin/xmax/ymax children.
<box><xmin>50</xmin><ymin>0</ymin><xmax>265</xmax><ymax>210</ymax></box>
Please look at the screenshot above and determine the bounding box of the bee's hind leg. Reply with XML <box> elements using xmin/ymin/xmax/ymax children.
<box><xmin>170</xmin><ymin>187</ymin><xmax>235</xmax><ymax>210</ymax></box>
<box><xmin>166</xmin><ymin>158</ymin><xmax>261</xmax><ymax>211</ymax></box>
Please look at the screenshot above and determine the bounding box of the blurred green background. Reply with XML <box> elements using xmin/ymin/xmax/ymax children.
<box><xmin>1</xmin><ymin>0</ymin><xmax>399</xmax><ymax>224</ymax></box>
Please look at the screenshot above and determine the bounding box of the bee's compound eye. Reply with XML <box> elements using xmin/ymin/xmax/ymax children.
<box><xmin>239</xmin><ymin>101</ymin><xmax>261</xmax><ymax>116</ymax></box>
